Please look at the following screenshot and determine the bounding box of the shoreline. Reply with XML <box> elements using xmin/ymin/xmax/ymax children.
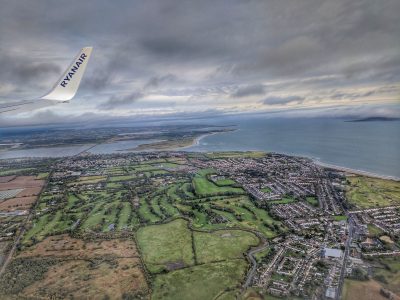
<box><xmin>313</xmin><ymin>160</ymin><xmax>400</xmax><ymax>181</ymax></box>
<box><xmin>178</xmin><ymin>131</ymin><xmax>221</xmax><ymax>150</ymax></box>
<box><xmin>0</xmin><ymin>134</ymin><xmax>398</xmax><ymax>181</ymax></box>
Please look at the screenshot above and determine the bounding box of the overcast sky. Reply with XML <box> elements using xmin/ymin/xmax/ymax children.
<box><xmin>0</xmin><ymin>0</ymin><xmax>399</xmax><ymax>126</ymax></box>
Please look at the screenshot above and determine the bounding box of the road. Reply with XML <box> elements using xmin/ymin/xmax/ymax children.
<box><xmin>336</xmin><ymin>217</ymin><xmax>354</xmax><ymax>300</ymax></box>
<box><xmin>243</xmin><ymin>240</ymin><xmax>269</xmax><ymax>289</ymax></box>
<box><xmin>0</xmin><ymin>211</ymin><xmax>33</xmax><ymax>276</ymax></box>
<box><xmin>0</xmin><ymin>175</ymin><xmax>50</xmax><ymax>278</ymax></box>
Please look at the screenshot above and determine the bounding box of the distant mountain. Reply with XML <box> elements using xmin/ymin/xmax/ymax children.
<box><xmin>346</xmin><ymin>116</ymin><xmax>400</xmax><ymax>122</ymax></box>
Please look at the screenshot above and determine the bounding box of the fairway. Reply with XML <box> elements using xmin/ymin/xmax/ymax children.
<box><xmin>193</xmin><ymin>169</ymin><xmax>244</xmax><ymax>196</ymax></box>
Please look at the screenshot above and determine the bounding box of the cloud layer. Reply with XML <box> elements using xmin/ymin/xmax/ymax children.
<box><xmin>0</xmin><ymin>0</ymin><xmax>399</xmax><ymax>126</ymax></box>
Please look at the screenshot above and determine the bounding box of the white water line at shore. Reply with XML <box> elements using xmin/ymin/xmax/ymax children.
<box><xmin>313</xmin><ymin>160</ymin><xmax>400</xmax><ymax>181</ymax></box>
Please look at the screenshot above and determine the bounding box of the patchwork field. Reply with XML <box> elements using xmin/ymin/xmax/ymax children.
<box><xmin>137</xmin><ymin>219</ymin><xmax>259</xmax><ymax>299</ymax></box>
<box><xmin>0</xmin><ymin>196</ymin><xmax>37</xmax><ymax>211</ymax></box>
<box><xmin>0</xmin><ymin>234</ymin><xmax>149</xmax><ymax>299</ymax></box>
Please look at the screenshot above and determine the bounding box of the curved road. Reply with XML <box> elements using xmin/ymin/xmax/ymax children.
<box><xmin>243</xmin><ymin>237</ymin><xmax>269</xmax><ymax>289</ymax></box>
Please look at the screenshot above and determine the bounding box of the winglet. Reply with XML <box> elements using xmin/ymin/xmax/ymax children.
<box><xmin>40</xmin><ymin>47</ymin><xmax>93</xmax><ymax>101</ymax></box>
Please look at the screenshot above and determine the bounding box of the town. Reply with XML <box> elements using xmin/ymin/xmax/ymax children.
<box><xmin>0</xmin><ymin>151</ymin><xmax>399</xmax><ymax>299</ymax></box>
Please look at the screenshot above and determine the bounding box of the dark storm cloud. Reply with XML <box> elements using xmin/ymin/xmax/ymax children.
<box><xmin>0</xmin><ymin>0</ymin><xmax>399</xmax><ymax>125</ymax></box>
<box><xmin>262</xmin><ymin>96</ymin><xmax>305</xmax><ymax>106</ymax></box>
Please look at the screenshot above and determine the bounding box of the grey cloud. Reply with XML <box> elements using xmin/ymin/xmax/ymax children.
<box><xmin>144</xmin><ymin>74</ymin><xmax>178</xmax><ymax>90</ymax></box>
<box><xmin>263</xmin><ymin>96</ymin><xmax>305</xmax><ymax>106</ymax></box>
<box><xmin>0</xmin><ymin>52</ymin><xmax>61</xmax><ymax>96</ymax></box>
<box><xmin>0</xmin><ymin>0</ymin><xmax>399</xmax><ymax>126</ymax></box>
<box><xmin>232</xmin><ymin>84</ymin><xmax>265</xmax><ymax>98</ymax></box>
<box><xmin>99</xmin><ymin>91</ymin><xmax>144</xmax><ymax>109</ymax></box>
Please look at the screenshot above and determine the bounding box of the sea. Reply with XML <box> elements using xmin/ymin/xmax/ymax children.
<box><xmin>1</xmin><ymin>116</ymin><xmax>399</xmax><ymax>178</ymax></box>
<box><xmin>185</xmin><ymin>116</ymin><xmax>400</xmax><ymax>179</ymax></box>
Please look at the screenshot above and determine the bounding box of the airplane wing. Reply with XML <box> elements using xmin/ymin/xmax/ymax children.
<box><xmin>0</xmin><ymin>47</ymin><xmax>93</xmax><ymax>114</ymax></box>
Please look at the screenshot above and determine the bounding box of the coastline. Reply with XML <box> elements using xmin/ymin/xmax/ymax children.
<box><xmin>313</xmin><ymin>160</ymin><xmax>400</xmax><ymax>181</ymax></box>
<box><xmin>178</xmin><ymin>131</ymin><xmax>221</xmax><ymax>150</ymax></box>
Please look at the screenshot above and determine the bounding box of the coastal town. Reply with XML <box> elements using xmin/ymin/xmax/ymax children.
<box><xmin>0</xmin><ymin>151</ymin><xmax>399</xmax><ymax>299</ymax></box>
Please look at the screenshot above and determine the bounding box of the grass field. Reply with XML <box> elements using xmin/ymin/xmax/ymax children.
<box><xmin>343</xmin><ymin>279</ymin><xmax>388</xmax><ymax>300</ymax></box>
<box><xmin>193</xmin><ymin>169</ymin><xmax>244</xmax><ymax>196</ymax></box>
<box><xmin>367</xmin><ymin>224</ymin><xmax>384</xmax><ymax>236</ymax></box>
<box><xmin>36</xmin><ymin>172</ymin><xmax>49</xmax><ymax>179</ymax></box>
<box><xmin>306</xmin><ymin>196</ymin><xmax>319</xmax><ymax>207</ymax></box>
<box><xmin>215</xmin><ymin>178</ymin><xmax>236</xmax><ymax>186</ymax></box>
<box><xmin>152</xmin><ymin>260</ymin><xmax>248</xmax><ymax>300</ymax></box>
<box><xmin>136</xmin><ymin>219</ymin><xmax>194</xmax><ymax>273</ymax></box>
<box><xmin>372</xmin><ymin>257</ymin><xmax>400</xmax><ymax>295</ymax></box>
<box><xmin>194</xmin><ymin>230</ymin><xmax>259</xmax><ymax>263</ymax></box>
<box><xmin>346</xmin><ymin>176</ymin><xmax>400</xmax><ymax>208</ymax></box>
<box><xmin>333</xmin><ymin>215</ymin><xmax>348</xmax><ymax>221</ymax></box>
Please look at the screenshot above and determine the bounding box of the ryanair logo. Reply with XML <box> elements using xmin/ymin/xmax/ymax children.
<box><xmin>60</xmin><ymin>53</ymin><xmax>87</xmax><ymax>88</ymax></box>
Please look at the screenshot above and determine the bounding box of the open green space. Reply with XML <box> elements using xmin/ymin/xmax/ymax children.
<box><xmin>194</xmin><ymin>229</ymin><xmax>259</xmax><ymax>263</ymax></box>
<box><xmin>346</xmin><ymin>176</ymin><xmax>400</xmax><ymax>208</ymax></box>
<box><xmin>215</xmin><ymin>178</ymin><xmax>236</xmax><ymax>186</ymax></box>
<box><xmin>367</xmin><ymin>224</ymin><xmax>384</xmax><ymax>236</ymax></box>
<box><xmin>306</xmin><ymin>196</ymin><xmax>319</xmax><ymax>207</ymax></box>
<box><xmin>36</xmin><ymin>172</ymin><xmax>49</xmax><ymax>179</ymax></box>
<box><xmin>333</xmin><ymin>215</ymin><xmax>348</xmax><ymax>221</ymax></box>
<box><xmin>0</xmin><ymin>168</ymin><xmax>36</xmax><ymax>176</ymax></box>
<box><xmin>372</xmin><ymin>257</ymin><xmax>400</xmax><ymax>295</ymax></box>
<box><xmin>193</xmin><ymin>169</ymin><xmax>244</xmax><ymax>197</ymax></box>
<box><xmin>136</xmin><ymin>219</ymin><xmax>194</xmax><ymax>273</ymax></box>
<box><xmin>151</xmin><ymin>259</ymin><xmax>248</xmax><ymax>300</ymax></box>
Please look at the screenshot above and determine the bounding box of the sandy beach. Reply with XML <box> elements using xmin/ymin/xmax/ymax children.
<box><xmin>313</xmin><ymin>160</ymin><xmax>400</xmax><ymax>181</ymax></box>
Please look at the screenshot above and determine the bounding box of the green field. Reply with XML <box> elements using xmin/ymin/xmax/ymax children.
<box><xmin>215</xmin><ymin>178</ymin><xmax>236</xmax><ymax>186</ymax></box>
<box><xmin>136</xmin><ymin>219</ymin><xmax>194</xmax><ymax>273</ymax></box>
<box><xmin>194</xmin><ymin>230</ymin><xmax>259</xmax><ymax>263</ymax></box>
<box><xmin>136</xmin><ymin>218</ymin><xmax>260</xmax><ymax>298</ymax></box>
<box><xmin>333</xmin><ymin>215</ymin><xmax>348</xmax><ymax>221</ymax></box>
<box><xmin>193</xmin><ymin>169</ymin><xmax>244</xmax><ymax>196</ymax></box>
<box><xmin>367</xmin><ymin>224</ymin><xmax>384</xmax><ymax>236</ymax></box>
<box><xmin>152</xmin><ymin>260</ymin><xmax>247</xmax><ymax>300</ymax></box>
<box><xmin>0</xmin><ymin>168</ymin><xmax>36</xmax><ymax>176</ymax></box>
<box><xmin>346</xmin><ymin>176</ymin><xmax>400</xmax><ymax>208</ymax></box>
<box><xmin>306</xmin><ymin>196</ymin><xmax>318</xmax><ymax>207</ymax></box>
<box><xmin>373</xmin><ymin>257</ymin><xmax>400</xmax><ymax>295</ymax></box>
